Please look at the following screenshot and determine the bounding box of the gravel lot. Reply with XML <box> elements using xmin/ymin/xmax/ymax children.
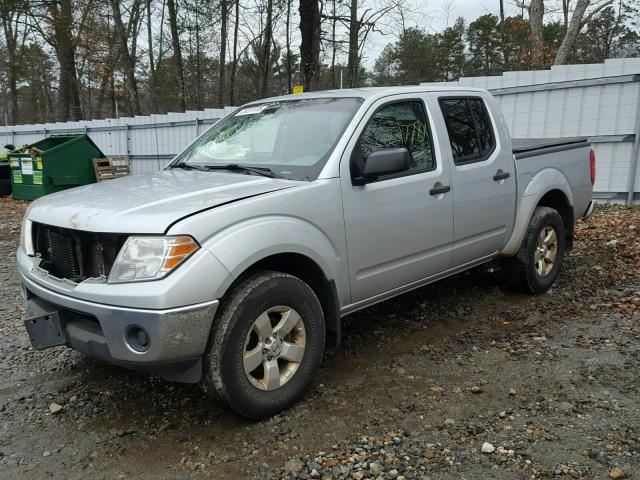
<box><xmin>1</xmin><ymin>197</ymin><xmax>639</xmax><ymax>480</ymax></box>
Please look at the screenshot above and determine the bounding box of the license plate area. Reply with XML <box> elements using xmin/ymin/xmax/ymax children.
<box><xmin>24</xmin><ymin>311</ymin><xmax>67</xmax><ymax>349</ymax></box>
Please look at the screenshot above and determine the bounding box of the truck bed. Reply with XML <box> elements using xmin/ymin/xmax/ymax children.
<box><xmin>512</xmin><ymin>137</ymin><xmax>589</xmax><ymax>160</ymax></box>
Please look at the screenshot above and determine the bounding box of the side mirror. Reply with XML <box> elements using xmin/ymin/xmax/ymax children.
<box><xmin>361</xmin><ymin>147</ymin><xmax>411</xmax><ymax>182</ymax></box>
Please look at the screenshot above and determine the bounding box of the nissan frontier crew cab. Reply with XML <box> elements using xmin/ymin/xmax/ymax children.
<box><xmin>18</xmin><ymin>86</ymin><xmax>595</xmax><ymax>419</ymax></box>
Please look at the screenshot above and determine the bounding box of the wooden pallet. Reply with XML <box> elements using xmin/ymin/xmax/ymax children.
<box><xmin>93</xmin><ymin>156</ymin><xmax>131</xmax><ymax>182</ymax></box>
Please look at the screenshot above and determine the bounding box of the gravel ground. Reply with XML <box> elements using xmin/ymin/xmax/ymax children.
<box><xmin>1</xmin><ymin>198</ymin><xmax>639</xmax><ymax>480</ymax></box>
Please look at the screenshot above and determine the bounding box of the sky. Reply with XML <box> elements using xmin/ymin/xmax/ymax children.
<box><xmin>360</xmin><ymin>0</ymin><xmax>524</xmax><ymax>67</ymax></box>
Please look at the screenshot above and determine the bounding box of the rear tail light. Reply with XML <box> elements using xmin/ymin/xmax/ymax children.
<box><xmin>589</xmin><ymin>149</ymin><xmax>596</xmax><ymax>185</ymax></box>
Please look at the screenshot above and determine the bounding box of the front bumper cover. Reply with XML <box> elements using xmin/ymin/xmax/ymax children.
<box><xmin>21</xmin><ymin>271</ymin><xmax>218</xmax><ymax>383</ymax></box>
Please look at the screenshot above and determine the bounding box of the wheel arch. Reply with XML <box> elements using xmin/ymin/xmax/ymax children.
<box><xmin>536</xmin><ymin>189</ymin><xmax>574</xmax><ymax>250</ymax></box>
<box><xmin>502</xmin><ymin>176</ymin><xmax>575</xmax><ymax>257</ymax></box>
<box><xmin>220</xmin><ymin>252</ymin><xmax>342</xmax><ymax>350</ymax></box>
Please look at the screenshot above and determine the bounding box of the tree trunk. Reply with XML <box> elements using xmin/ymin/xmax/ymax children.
<box><xmin>96</xmin><ymin>33</ymin><xmax>117</xmax><ymax>118</ymax></box>
<box><xmin>195</xmin><ymin>7</ymin><xmax>202</xmax><ymax>109</ymax></box>
<box><xmin>110</xmin><ymin>0</ymin><xmax>142</xmax><ymax>115</ymax></box>
<box><xmin>555</xmin><ymin>0</ymin><xmax>589</xmax><ymax>65</ymax></box>
<box><xmin>562</xmin><ymin>0</ymin><xmax>570</xmax><ymax>29</ymax></box>
<box><xmin>229</xmin><ymin>0</ymin><xmax>240</xmax><ymax>105</ymax></box>
<box><xmin>285</xmin><ymin>0</ymin><xmax>292</xmax><ymax>93</ymax></box>
<box><xmin>217</xmin><ymin>0</ymin><xmax>228</xmax><ymax>107</ymax></box>
<box><xmin>347</xmin><ymin>0</ymin><xmax>359</xmax><ymax>87</ymax></box>
<box><xmin>0</xmin><ymin>7</ymin><xmax>20</xmax><ymax>124</ymax></box>
<box><xmin>331</xmin><ymin>0</ymin><xmax>336</xmax><ymax>88</ymax></box>
<box><xmin>299</xmin><ymin>0</ymin><xmax>320</xmax><ymax>91</ymax></box>
<box><xmin>259</xmin><ymin>0</ymin><xmax>273</xmax><ymax>98</ymax></box>
<box><xmin>529</xmin><ymin>0</ymin><xmax>545</xmax><ymax>64</ymax></box>
<box><xmin>146</xmin><ymin>0</ymin><xmax>156</xmax><ymax>111</ymax></box>
<box><xmin>167</xmin><ymin>0</ymin><xmax>186</xmax><ymax>111</ymax></box>
<box><xmin>50</xmin><ymin>0</ymin><xmax>83</xmax><ymax>121</ymax></box>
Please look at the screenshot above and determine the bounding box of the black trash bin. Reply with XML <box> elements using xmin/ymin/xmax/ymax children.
<box><xmin>0</xmin><ymin>145</ymin><xmax>13</xmax><ymax>197</ymax></box>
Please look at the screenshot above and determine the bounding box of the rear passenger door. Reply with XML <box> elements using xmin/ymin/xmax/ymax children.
<box><xmin>436</xmin><ymin>94</ymin><xmax>516</xmax><ymax>266</ymax></box>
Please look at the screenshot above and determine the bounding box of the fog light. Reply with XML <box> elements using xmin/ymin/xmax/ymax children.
<box><xmin>126</xmin><ymin>326</ymin><xmax>150</xmax><ymax>352</ymax></box>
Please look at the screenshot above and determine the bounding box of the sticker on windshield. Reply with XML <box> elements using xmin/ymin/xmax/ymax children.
<box><xmin>235</xmin><ymin>105</ymin><xmax>269</xmax><ymax>116</ymax></box>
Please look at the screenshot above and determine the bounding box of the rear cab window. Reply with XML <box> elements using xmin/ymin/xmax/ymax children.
<box><xmin>438</xmin><ymin>97</ymin><xmax>496</xmax><ymax>165</ymax></box>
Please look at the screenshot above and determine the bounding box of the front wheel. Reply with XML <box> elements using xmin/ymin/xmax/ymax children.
<box><xmin>506</xmin><ymin>206</ymin><xmax>566</xmax><ymax>294</ymax></box>
<box><xmin>202</xmin><ymin>271</ymin><xmax>325</xmax><ymax>420</ymax></box>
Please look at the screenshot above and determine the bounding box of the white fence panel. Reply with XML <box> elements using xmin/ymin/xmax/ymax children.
<box><xmin>425</xmin><ymin>57</ymin><xmax>640</xmax><ymax>203</ymax></box>
<box><xmin>0</xmin><ymin>107</ymin><xmax>231</xmax><ymax>175</ymax></box>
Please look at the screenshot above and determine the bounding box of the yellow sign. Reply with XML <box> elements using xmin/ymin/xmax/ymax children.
<box><xmin>292</xmin><ymin>85</ymin><xmax>304</xmax><ymax>95</ymax></box>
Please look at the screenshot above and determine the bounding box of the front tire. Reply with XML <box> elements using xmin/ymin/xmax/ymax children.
<box><xmin>507</xmin><ymin>206</ymin><xmax>566</xmax><ymax>294</ymax></box>
<box><xmin>202</xmin><ymin>271</ymin><xmax>325</xmax><ymax>420</ymax></box>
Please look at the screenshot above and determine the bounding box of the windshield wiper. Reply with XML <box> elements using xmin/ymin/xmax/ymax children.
<box><xmin>170</xmin><ymin>163</ymin><xmax>211</xmax><ymax>172</ymax></box>
<box><xmin>202</xmin><ymin>163</ymin><xmax>281</xmax><ymax>178</ymax></box>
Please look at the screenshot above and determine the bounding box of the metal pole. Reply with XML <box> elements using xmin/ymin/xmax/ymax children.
<box><xmin>125</xmin><ymin>124</ymin><xmax>131</xmax><ymax>158</ymax></box>
<box><xmin>340</xmin><ymin>68</ymin><xmax>343</xmax><ymax>89</ymax></box>
<box><xmin>626</xmin><ymin>85</ymin><xmax>640</xmax><ymax>206</ymax></box>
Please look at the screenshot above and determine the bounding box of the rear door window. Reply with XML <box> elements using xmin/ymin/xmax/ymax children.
<box><xmin>438</xmin><ymin>97</ymin><xmax>496</xmax><ymax>164</ymax></box>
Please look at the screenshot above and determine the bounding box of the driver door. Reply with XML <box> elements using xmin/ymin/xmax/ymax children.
<box><xmin>340</xmin><ymin>95</ymin><xmax>454</xmax><ymax>304</ymax></box>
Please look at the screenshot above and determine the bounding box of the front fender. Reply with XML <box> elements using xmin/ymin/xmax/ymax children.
<box><xmin>200</xmin><ymin>215</ymin><xmax>346</xmax><ymax>300</ymax></box>
<box><xmin>501</xmin><ymin>168</ymin><xmax>574</xmax><ymax>256</ymax></box>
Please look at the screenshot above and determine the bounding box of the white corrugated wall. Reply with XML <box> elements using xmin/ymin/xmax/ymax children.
<box><xmin>0</xmin><ymin>107</ymin><xmax>236</xmax><ymax>175</ymax></box>
<box><xmin>424</xmin><ymin>58</ymin><xmax>640</xmax><ymax>202</ymax></box>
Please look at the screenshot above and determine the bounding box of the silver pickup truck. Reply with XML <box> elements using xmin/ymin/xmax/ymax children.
<box><xmin>18</xmin><ymin>86</ymin><xmax>594</xmax><ymax>419</ymax></box>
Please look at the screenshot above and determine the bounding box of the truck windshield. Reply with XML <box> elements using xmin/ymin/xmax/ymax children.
<box><xmin>172</xmin><ymin>97</ymin><xmax>363</xmax><ymax>181</ymax></box>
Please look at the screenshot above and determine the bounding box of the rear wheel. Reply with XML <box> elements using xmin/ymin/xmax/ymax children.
<box><xmin>507</xmin><ymin>206</ymin><xmax>566</xmax><ymax>294</ymax></box>
<box><xmin>202</xmin><ymin>271</ymin><xmax>325</xmax><ymax>420</ymax></box>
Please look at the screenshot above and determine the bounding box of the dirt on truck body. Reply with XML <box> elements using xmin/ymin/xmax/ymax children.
<box><xmin>1</xmin><ymin>197</ymin><xmax>639</xmax><ymax>479</ymax></box>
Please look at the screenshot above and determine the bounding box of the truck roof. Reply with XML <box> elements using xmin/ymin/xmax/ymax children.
<box><xmin>248</xmin><ymin>85</ymin><xmax>488</xmax><ymax>105</ymax></box>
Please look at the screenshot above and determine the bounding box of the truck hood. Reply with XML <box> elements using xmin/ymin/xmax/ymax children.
<box><xmin>26</xmin><ymin>170</ymin><xmax>301</xmax><ymax>233</ymax></box>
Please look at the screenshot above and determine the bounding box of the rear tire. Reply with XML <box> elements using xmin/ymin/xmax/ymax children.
<box><xmin>507</xmin><ymin>206</ymin><xmax>566</xmax><ymax>294</ymax></box>
<box><xmin>202</xmin><ymin>271</ymin><xmax>325</xmax><ymax>420</ymax></box>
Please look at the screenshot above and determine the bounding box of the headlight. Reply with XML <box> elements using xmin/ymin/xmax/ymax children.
<box><xmin>108</xmin><ymin>235</ymin><xmax>199</xmax><ymax>284</ymax></box>
<box><xmin>21</xmin><ymin>219</ymin><xmax>34</xmax><ymax>255</ymax></box>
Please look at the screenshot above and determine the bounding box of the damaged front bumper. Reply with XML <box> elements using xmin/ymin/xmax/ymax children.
<box><xmin>20</xmin><ymin>271</ymin><xmax>218</xmax><ymax>383</ymax></box>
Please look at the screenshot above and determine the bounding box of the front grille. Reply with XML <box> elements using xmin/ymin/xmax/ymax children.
<box><xmin>46</xmin><ymin>230</ymin><xmax>82</xmax><ymax>281</ymax></box>
<box><xmin>33</xmin><ymin>223</ymin><xmax>127</xmax><ymax>283</ymax></box>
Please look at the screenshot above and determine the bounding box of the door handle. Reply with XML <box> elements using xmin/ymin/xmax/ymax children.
<box><xmin>493</xmin><ymin>169</ymin><xmax>510</xmax><ymax>181</ymax></box>
<box><xmin>429</xmin><ymin>184</ymin><xmax>451</xmax><ymax>196</ymax></box>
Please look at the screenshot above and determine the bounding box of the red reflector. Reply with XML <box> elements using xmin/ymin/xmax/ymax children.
<box><xmin>589</xmin><ymin>149</ymin><xmax>596</xmax><ymax>185</ymax></box>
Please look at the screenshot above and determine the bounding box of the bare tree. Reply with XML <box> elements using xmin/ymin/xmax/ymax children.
<box><xmin>347</xmin><ymin>0</ymin><xmax>358</xmax><ymax>87</ymax></box>
<box><xmin>528</xmin><ymin>0</ymin><xmax>545</xmax><ymax>62</ymax></box>
<box><xmin>0</xmin><ymin>0</ymin><xmax>24</xmax><ymax>124</ymax></box>
<box><xmin>167</xmin><ymin>0</ymin><xmax>187</xmax><ymax>110</ymax></box>
<box><xmin>28</xmin><ymin>0</ymin><xmax>87</xmax><ymax>121</ymax></box>
<box><xmin>285</xmin><ymin>0</ymin><xmax>292</xmax><ymax>92</ymax></box>
<box><xmin>555</xmin><ymin>0</ymin><xmax>614</xmax><ymax>64</ymax></box>
<box><xmin>299</xmin><ymin>0</ymin><xmax>321</xmax><ymax>91</ymax></box>
<box><xmin>562</xmin><ymin>0</ymin><xmax>571</xmax><ymax>28</ymax></box>
<box><xmin>259</xmin><ymin>0</ymin><xmax>274</xmax><ymax>97</ymax></box>
<box><xmin>217</xmin><ymin>0</ymin><xmax>228</xmax><ymax>107</ymax></box>
<box><xmin>109</xmin><ymin>0</ymin><xmax>143</xmax><ymax>115</ymax></box>
<box><xmin>324</xmin><ymin>0</ymin><xmax>401</xmax><ymax>88</ymax></box>
<box><xmin>229</xmin><ymin>0</ymin><xmax>240</xmax><ymax>105</ymax></box>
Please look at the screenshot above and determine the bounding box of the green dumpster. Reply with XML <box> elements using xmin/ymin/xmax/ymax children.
<box><xmin>9</xmin><ymin>135</ymin><xmax>104</xmax><ymax>201</ymax></box>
